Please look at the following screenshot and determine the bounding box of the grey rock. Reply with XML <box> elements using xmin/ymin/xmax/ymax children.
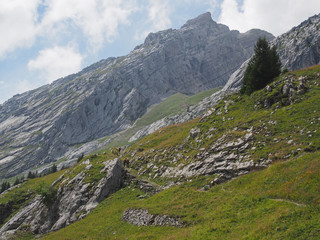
<box><xmin>121</xmin><ymin>208</ymin><xmax>182</xmax><ymax>227</ymax></box>
<box><xmin>161</xmin><ymin>128</ymin><xmax>265</xmax><ymax>180</ymax></box>
<box><xmin>282</xmin><ymin>82</ymin><xmax>295</xmax><ymax>96</ymax></box>
<box><xmin>0</xmin><ymin>196</ymin><xmax>43</xmax><ymax>235</ymax></box>
<box><xmin>189</xmin><ymin>127</ymin><xmax>201</xmax><ymax>139</ymax></box>
<box><xmin>297</xmin><ymin>82</ymin><xmax>307</xmax><ymax>95</ymax></box>
<box><xmin>266</xmin><ymin>85</ymin><xmax>272</xmax><ymax>92</ymax></box>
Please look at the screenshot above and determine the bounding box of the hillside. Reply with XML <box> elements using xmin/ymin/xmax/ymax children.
<box><xmin>1</xmin><ymin>65</ymin><xmax>319</xmax><ymax>239</ymax></box>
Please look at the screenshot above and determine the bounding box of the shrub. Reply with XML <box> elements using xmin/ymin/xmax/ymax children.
<box><xmin>0</xmin><ymin>181</ymin><xmax>11</xmax><ymax>193</ymax></box>
<box><xmin>36</xmin><ymin>181</ymin><xmax>57</xmax><ymax>207</ymax></box>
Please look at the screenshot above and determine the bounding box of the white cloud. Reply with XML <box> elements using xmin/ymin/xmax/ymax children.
<box><xmin>219</xmin><ymin>0</ymin><xmax>320</xmax><ymax>36</ymax></box>
<box><xmin>15</xmin><ymin>79</ymin><xmax>35</xmax><ymax>93</ymax></box>
<box><xmin>148</xmin><ymin>0</ymin><xmax>171</xmax><ymax>31</ymax></box>
<box><xmin>135</xmin><ymin>0</ymin><xmax>172</xmax><ymax>40</ymax></box>
<box><xmin>40</xmin><ymin>0</ymin><xmax>138</xmax><ymax>52</ymax></box>
<box><xmin>0</xmin><ymin>81</ymin><xmax>5</xmax><ymax>85</ymax></box>
<box><xmin>28</xmin><ymin>46</ymin><xmax>83</xmax><ymax>83</ymax></box>
<box><xmin>0</xmin><ymin>0</ymin><xmax>40</xmax><ymax>58</ymax></box>
<box><xmin>0</xmin><ymin>0</ymin><xmax>138</xmax><ymax>57</ymax></box>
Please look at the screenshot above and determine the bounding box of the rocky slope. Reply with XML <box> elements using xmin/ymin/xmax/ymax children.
<box><xmin>0</xmin><ymin>12</ymin><xmax>273</xmax><ymax>179</ymax></box>
<box><xmin>129</xmin><ymin>13</ymin><xmax>320</xmax><ymax>141</ymax></box>
<box><xmin>0</xmin><ymin>158</ymin><xmax>125</xmax><ymax>237</ymax></box>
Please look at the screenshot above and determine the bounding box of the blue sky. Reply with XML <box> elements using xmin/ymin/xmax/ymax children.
<box><xmin>0</xmin><ymin>0</ymin><xmax>319</xmax><ymax>104</ymax></box>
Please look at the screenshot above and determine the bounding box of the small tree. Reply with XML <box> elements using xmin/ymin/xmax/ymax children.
<box><xmin>240</xmin><ymin>37</ymin><xmax>281</xmax><ymax>95</ymax></box>
<box><xmin>50</xmin><ymin>164</ymin><xmax>57</xmax><ymax>174</ymax></box>
<box><xmin>27</xmin><ymin>171</ymin><xmax>37</xmax><ymax>179</ymax></box>
<box><xmin>14</xmin><ymin>177</ymin><xmax>20</xmax><ymax>186</ymax></box>
<box><xmin>1</xmin><ymin>181</ymin><xmax>11</xmax><ymax>193</ymax></box>
<box><xmin>36</xmin><ymin>181</ymin><xmax>57</xmax><ymax>207</ymax></box>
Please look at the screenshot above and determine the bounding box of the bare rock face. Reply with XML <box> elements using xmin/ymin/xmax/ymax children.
<box><xmin>0</xmin><ymin>12</ymin><xmax>273</xmax><ymax>179</ymax></box>
<box><xmin>224</xmin><ymin>13</ymin><xmax>320</xmax><ymax>91</ymax></box>
<box><xmin>0</xmin><ymin>159</ymin><xmax>125</xmax><ymax>238</ymax></box>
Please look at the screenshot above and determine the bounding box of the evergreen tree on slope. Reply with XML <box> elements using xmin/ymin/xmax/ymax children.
<box><xmin>240</xmin><ymin>37</ymin><xmax>281</xmax><ymax>95</ymax></box>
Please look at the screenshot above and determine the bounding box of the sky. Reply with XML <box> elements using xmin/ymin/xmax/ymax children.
<box><xmin>0</xmin><ymin>0</ymin><xmax>319</xmax><ymax>104</ymax></box>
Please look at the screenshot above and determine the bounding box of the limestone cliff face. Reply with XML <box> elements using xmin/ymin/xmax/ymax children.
<box><xmin>224</xmin><ymin>13</ymin><xmax>320</xmax><ymax>90</ymax></box>
<box><xmin>0</xmin><ymin>12</ymin><xmax>273</xmax><ymax>179</ymax></box>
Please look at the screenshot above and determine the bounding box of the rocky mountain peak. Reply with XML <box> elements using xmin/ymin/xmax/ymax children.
<box><xmin>182</xmin><ymin>12</ymin><xmax>213</xmax><ymax>28</ymax></box>
<box><xmin>181</xmin><ymin>12</ymin><xmax>229</xmax><ymax>34</ymax></box>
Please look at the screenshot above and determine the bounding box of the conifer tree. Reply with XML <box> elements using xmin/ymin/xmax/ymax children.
<box><xmin>240</xmin><ymin>37</ymin><xmax>281</xmax><ymax>95</ymax></box>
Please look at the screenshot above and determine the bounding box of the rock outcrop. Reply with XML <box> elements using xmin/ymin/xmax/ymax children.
<box><xmin>162</xmin><ymin>129</ymin><xmax>269</xmax><ymax>182</ymax></box>
<box><xmin>0</xmin><ymin>12</ymin><xmax>273</xmax><ymax>179</ymax></box>
<box><xmin>0</xmin><ymin>159</ymin><xmax>125</xmax><ymax>238</ymax></box>
<box><xmin>122</xmin><ymin>208</ymin><xmax>182</xmax><ymax>227</ymax></box>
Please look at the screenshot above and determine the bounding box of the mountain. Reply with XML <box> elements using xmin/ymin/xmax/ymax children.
<box><xmin>1</xmin><ymin>65</ymin><xmax>319</xmax><ymax>239</ymax></box>
<box><xmin>0</xmin><ymin>12</ymin><xmax>273</xmax><ymax>179</ymax></box>
<box><xmin>129</xmin><ymin>13</ymin><xmax>320</xmax><ymax>141</ymax></box>
<box><xmin>224</xmin><ymin>13</ymin><xmax>320</xmax><ymax>90</ymax></box>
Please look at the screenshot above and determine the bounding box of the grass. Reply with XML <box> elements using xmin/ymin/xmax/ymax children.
<box><xmin>134</xmin><ymin>87</ymin><xmax>221</xmax><ymax>128</ymax></box>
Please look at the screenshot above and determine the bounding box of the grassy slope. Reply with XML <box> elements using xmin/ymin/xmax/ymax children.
<box><xmin>43</xmin><ymin>65</ymin><xmax>320</xmax><ymax>239</ymax></box>
<box><xmin>135</xmin><ymin>87</ymin><xmax>222</xmax><ymax>128</ymax></box>
<box><xmin>1</xmin><ymin>66</ymin><xmax>320</xmax><ymax>239</ymax></box>
<box><xmin>43</xmin><ymin>151</ymin><xmax>320</xmax><ymax>240</ymax></box>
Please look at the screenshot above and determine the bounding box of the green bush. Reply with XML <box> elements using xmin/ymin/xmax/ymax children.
<box><xmin>36</xmin><ymin>182</ymin><xmax>57</xmax><ymax>207</ymax></box>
